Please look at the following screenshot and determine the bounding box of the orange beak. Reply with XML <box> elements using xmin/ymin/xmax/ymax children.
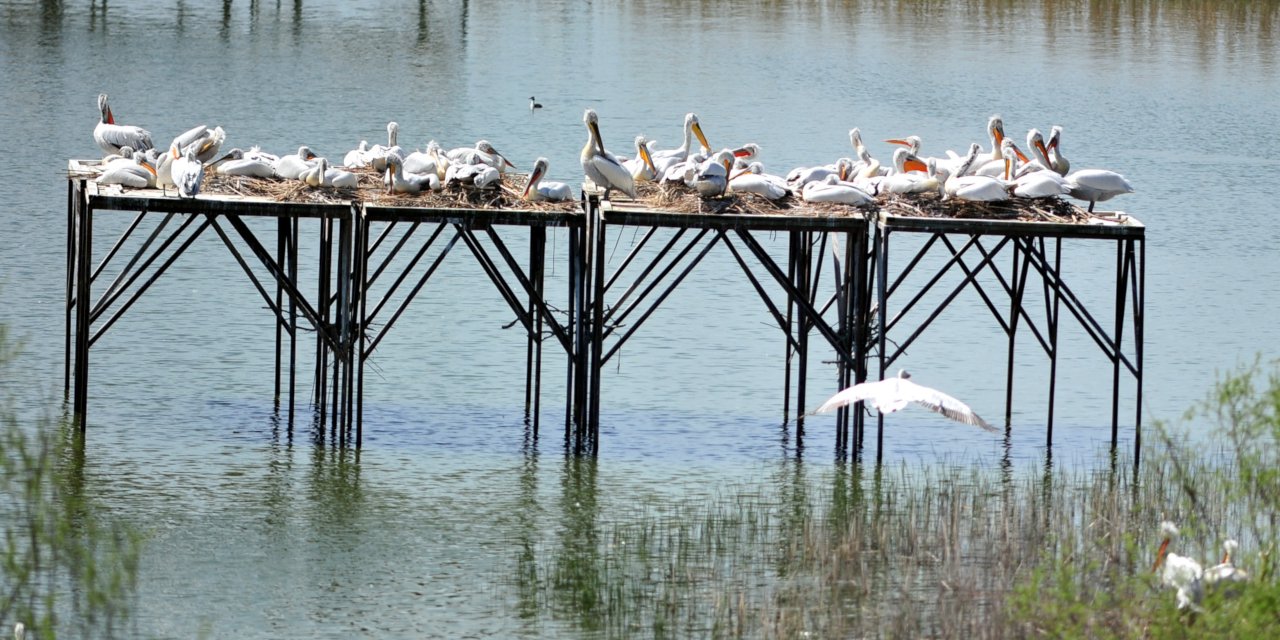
<box><xmin>733</xmin><ymin>147</ymin><xmax>752</xmax><ymax>158</ymax></box>
<box><xmin>904</xmin><ymin>157</ymin><xmax>928</xmax><ymax>173</ymax></box>
<box><xmin>1012</xmin><ymin>146</ymin><xmax>1029</xmax><ymax>163</ymax></box>
<box><xmin>1152</xmin><ymin>537</ymin><xmax>1171</xmax><ymax>572</ymax></box>
<box><xmin>523</xmin><ymin>166</ymin><xmax>543</xmax><ymax>198</ymax></box>
<box><xmin>885</xmin><ymin>138</ymin><xmax>911</xmax><ymax>147</ymax></box>
<box><xmin>106</xmin><ymin>106</ymin><xmax>116</xmax><ymax>125</ymax></box>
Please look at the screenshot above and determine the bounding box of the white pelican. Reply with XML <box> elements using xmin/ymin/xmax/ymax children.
<box><xmin>1153</xmin><ymin>521</ymin><xmax>1204</xmax><ymax>611</ymax></box>
<box><xmin>302</xmin><ymin>157</ymin><xmax>358</xmax><ymax>189</ymax></box>
<box><xmin>523</xmin><ymin>157</ymin><xmax>574</xmax><ymax>202</ymax></box>
<box><xmin>343</xmin><ymin>140</ymin><xmax>370</xmax><ymax>168</ymax></box>
<box><xmin>386</xmin><ymin>154</ymin><xmax>440</xmax><ymax>193</ymax></box>
<box><xmin>1065</xmin><ymin>169</ymin><xmax>1133</xmax><ymax>212</ymax></box>
<box><xmin>801</xmin><ymin>174</ymin><xmax>874</xmax><ymax>205</ymax></box>
<box><xmin>402</xmin><ymin>141</ymin><xmax>447</xmax><ymax>178</ymax></box>
<box><xmin>274</xmin><ymin>146</ymin><xmax>319</xmax><ymax>180</ymax></box>
<box><xmin>649</xmin><ymin>112</ymin><xmax>711</xmax><ymax>166</ymax></box>
<box><xmin>580</xmin><ymin>109</ymin><xmax>636</xmax><ymax>199</ymax></box>
<box><xmin>730</xmin><ymin>143</ymin><xmax>760</xmax><ymax>169</ymax></box>
<box><xmin>658</xmin><ymin>153</ymin><xmax>704</xmax><ymax>187</ymax></box>
<box><xmin>622</xmin><ymin>136</ymin><xmax>659</xmax><ymax>183</ymax></box>
<box><xmin>884</xmin><ymin>136</ymin><xmax>930</xmax><ymax>173</ymax></box>
<box><xmin>445</xmin><ymin>162</ymin><xmax>500</xmax><ymax>189</ymax></box>
<box><xmin>1203</xmin><ymin>539</ymin><xmax>1249</xmax><ymax>590</ymax></box>
<box><xmin>693</xmin><ymin>149</ymin><xmax>734</xmax><ymax>199</ymax></box>
<box><xmin>167</xmin><ymin>124</ymin><xmax>226</xmax><ymax>163</ymax></box>
<box><xmin>949</xmin><ymin>115</ymin><xmax>1006</xmax><ymax>170</ymax></box>
<box><xmin>729</xmin><ymin>162</ymin><xmax>791</xmax><ymax>201</ymax></box>
<box><xmin>1004</xmin><ymin>140</ymin><xmax>1069</xmax><ymax>198</ymax></box>
<box><xmin>96</xmin><ymin>155</ymin><xmax>157</xmax><ymax>188</ymax></box>
<box><xmin>366</xmin><ymin>122</ymin><xmax>402</xmax><ymax>172</ymax></box>
<box><xmin>170</xmin><ymin>145</ymin><xmax>204</xmax><ymax>198</ymax></box>
<box><xmin>94</xmin><ymin>94</ymin><xmax>154</xmax><ymax>156</ymax></box>
<box><xmin>447</xmin><ymin>140</ymin><xmax>516</xmax><ymax>172</ymax></box>
<box><xmin>210</xmin><ymin>148</ymin><xmax>276</xmax><ymax>178</ymax></box>
<box><xmin>788</xmin><ymin>157</ymin><xmax>855</xmax><ymax>189</ymax></box>
<box><xmin>944</xmin><ymin>144</ymin><xmax>1010</xmax><ymax>202</ymax></box>
<box><xmin>529</xmin><ymin>96</ymin><xmax>543</xmax><ymax>110</ymax></box>
<box><xmin>879</xmin><ymin>154</ymin><xmax>941</xmax><ymax>196</ymax></box>
<box><xmin>815</xmin><ymin>369</ymin><xmax>996</xmax><ymax>431</ymax></box>
<box><xmin>1046</xmin><ymin>126</ymin><xmax>1069</xmax><ymax>176</ymax></box>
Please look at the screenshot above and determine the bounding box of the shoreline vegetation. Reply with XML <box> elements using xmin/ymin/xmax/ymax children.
<box><xmin>4</xmin><ymin>306</ymin><xmax>1279</xmax><ymax>636</ymax></box>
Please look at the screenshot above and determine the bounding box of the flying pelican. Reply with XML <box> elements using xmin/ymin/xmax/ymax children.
<box><xmin>1065</xmin><ymin>169</ymin><xmax>1133</xmax><ymax>212</ymax></box>
<box><xmin>649</xmin><ymin>112</ymin><xmax>711</xmax><ymax>165</ymax></box>
<box><xmin>944</xmin><ymin>144</ymin><xmax>1010</xmax><ymax>202</ymax></box>
<box><xmin>529</xmin><ymin>96</ymin><xmax>543</xmax><ymax>110</ymax></box>
<box><xmin>96</xmin><ymin>155</ymin><xmax>157</xmax><ymax>188</ymax></box>
<box><xmin>816</xmin><ymin>369</ymin><xmax>996</xmax><ymax>430</ymax></box>
<box><xmin>94</xmin><ymin>94</ymin><xmax>154</xmax><ymax>156</ymax></box>
<box><xmin>274</xmin><ymin>146</ymin><xmax>319</xmax><ymax>180</ymax></box>
<box><xmin>728</xmin><ymin>162</ymin><xmax>791</xmax><ymax>201</ymax></box>
<box><xmin>1153</xmin><ymin>521</ymin><xmax>1205</xmax><ymax>611</ymax></box>
<box><xmin>622</xmin><ymin>135</ymin><xmax>659</xmax><ymax>183</ymax></box>
<box><xmin>1046</xmin><ymin>126</ymin><xmax>1069</xmax><ymax>176</ymax></box>
<box><xmin>523</xmin><ymin>157</ymin><xmax>574</xmax><ymax>202</ymax></box>
<box><xmin>1203</xmin><ymin>539</ymin><xmax>1249</xmax><ymax>590</ymax></box>
<box><xmin>169</xmin><ymin>145</ymin><xmax>204</xmax><ymax>198</ymax></box>
<box><xmin>386</xmin><ymin>154</ymin><xmax>440</xmax><ymax>193</ymax></box>
<box><xmin>580</xmin><ymin>109</ymin><xmax>636</xmax><ymax>200</ymax></box>
<box><xmin>801</xmin><ymin>174</ymin><xmax>875</xmax><ymax>205</ymax></box>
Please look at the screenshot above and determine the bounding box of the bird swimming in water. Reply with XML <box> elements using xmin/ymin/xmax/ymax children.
<box><xmin>529</xmin><ymin>96</ymin><xmax>543</xmax><ymax>110</ymax></box>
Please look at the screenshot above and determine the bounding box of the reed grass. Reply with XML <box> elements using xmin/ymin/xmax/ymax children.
<box><xmin>510</xmin><ymin>360</ymin><xmax>1280</xmax><ymax>638</ymax></box>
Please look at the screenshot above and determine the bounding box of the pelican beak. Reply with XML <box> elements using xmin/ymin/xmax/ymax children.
<box><xmin>838</xmin><ymin>162</ymin><xmax>849</xmax><ymax>181</ymax></box>
<box><xmin>885</xmin><ymin>138</ymin><xmax>911</xmax><ymax>147</ymax></box>
<box><xmin>733</xmin><ymin>147</ymin><xmax>752</xmax><ymax>158</ymax></box>
<box><xmin>523</xmin><ymin>166</ymin><xmax>543</xmax><ymax>198</ymax></box>
<box><xmin>106</xmin><ymin>106</ymin><xmax>116</xmax><ymax>125</ymax></box>
<box><xmin>640</xmin><ymin>144</ymin><xmax>656</xmax><ymax>174</ymax></box>
<box><xmin>589</xmin><ymin>120</ymin><xmax>605</xmax><ymax>152</ymax></box>
<box><xmin>722</xmin><ymin>156</ymin><xmax>733</xmax><ymax>174</ymax></box>
<box><xmin>139</xmin><ymin>159</ymin><xmax>157</xmax><ymax>176</ymax></box>
<box><xmin>305</xmin><ymin>150</ymin><xmax>317</xmax><ymax>160</ymax></box>
<box><xmin>1035</xmin><ymin>139</ymin><xmax>1049</xmax><ymax>159</ymax></box>
<box><xmin>171</xmin><ymin>145</ymin><xmax>180</xmax><ymax>160</ymax></box>
<box><xmin>994</xmin><ymin>124</ymin><xmax>1005</xmax><ymax>145</ymax></box>
<box><xmin>1003</xmin><ymin>158</ymin><xmax>1010</xmax><ymax>181</ymax></box>
<box><xmin>501</xmin><ymin>153</ymin><xmax>516</xmax><ymax>169</ymax></box>
<box><xmin>692</xmin><ymin>122</ymin><xmax>710</xmax><ymax>154</ymax></box>
<box><xmin>904</xmin><ymin>156</ymin><xmax>928</xmax><ymax>173</ymax></box>
<box><xmin>1152</xmin><ymin>537</ymin><xmax>1171</xmax><ymax>572</ymax></box>
<box><xmin>1012</xmin><ymin>146</ymin><xmax>1029</xmax><ymax>163</ymax></box>
<box><xmin>1046</xmin><ymin>136</ymin><xmax>1059</xmax><ymax>151</ymax></box>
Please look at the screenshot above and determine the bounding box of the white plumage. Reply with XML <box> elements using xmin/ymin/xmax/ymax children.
<box><xmin>815</xmin><ymin>369</ymin><xmax>996</xmax><ymax>431</ymax></box>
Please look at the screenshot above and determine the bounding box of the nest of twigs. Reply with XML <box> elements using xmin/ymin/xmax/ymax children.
<box><xmin>137</xmin><ymin>166</ymin><xmax>1095</xmax><ymax>223</ymax></box>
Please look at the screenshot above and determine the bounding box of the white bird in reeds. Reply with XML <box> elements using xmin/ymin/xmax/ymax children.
<box><xmin>801</xmin><ymin>174</ymin><xmax>875</xmax><ymax>205</ymax></box>
<box><xmin>729</xmin><ymin>162</ymin><xmax>791</xmax><ymax>201</ymax></box>
<box><xmin>1203</xmin><ymin>539</ymin><xmax>1250</xmax><ymax>591</ymax></box>
<box><xmin>580</xmin><ymin>109</ymin><xmax>636</xmax><ymax>200</ymax></box>
<box><xmin>694</xmin><ymin>149</ymin><xmax>734</xmax><ymax>199</ymax></box>
<box><xmin>944</xmin><ymin>143</ymin><xmax>1010</xmax><ymax>202</ymax></box>
<box><xmin>788</xmin><ymin>157</ymin><xmax>856</xmax><ymax>190</ymax></box>
<box><xmin>402</xmin><ymin>141</ymin><xmax>448</xmax><ymax>179</ymax></box>
<box><xmin>386</xmin><ymin>154</ymin><xmax>440</xmax><ymax>194</ymax></box>
<box><xmin>274</xmin><ymin>146</ymin><xmax>319</xmax><ymax>180</ymax></box>
<box><xmin>815</xmin><ymin>369</ymin><xmax>997</xmax><ymax>431</ymax></box>
<box><xmin>343</xmin><ymin>140</ymin><xmax>370</xmax><ymax>168</ymax></box>
<box><xmin>1153</xmin><ymin>521</ymin><xmax>1204</xmax><ymax>611</ymax></box>
<box><xmin>622</xmin><ymin>135</ymin><xmax>659</xmax><ymax>183</ymax></box>
<box><xmin>1065</xmin><ymin>168</ymin><xmax>1133</xmax><ymax>212</ymax></box>
<box><xmin>878</xmin><ymin>153</ymin><xmax>942</xmax><ymax>196</ymax></box>
<box><xmin>13</xmin><ymin>622</ymin><xmax>24</xmax><ymax>640</ymax></box>
<box><xmin>1046</xmin><ymin>125</ymin><xmax>1069</xmax><ymax>176</ymax></box>
<box><xmin>96</xmin><ymin>154</ymin><xmax>157</xmax><ymax>188</ymax></box>
<box><xmin>522</xmin><ymin>157</ymin><xmax>574</xmax><ymax>202</ymax></box>
<box><xmin>94</xmin><ymin>93</ymin><xmax>154</xmax><ymax>156</ymax></box>
<box><xmin>170</xmin><ymin>144</ymin><xmax>204</xmax><ymax>198</ymax></box>
<box><xmin>365</xmin><ymin>121</ymin><xmax>402</xmax><ymax>172</ymax></box>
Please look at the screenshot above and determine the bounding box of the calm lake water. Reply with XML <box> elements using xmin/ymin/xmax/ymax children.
<box><xmin>2</xmin><ymin>0</ymin><xmax>1279</xmax><ymax>636</ymax></box>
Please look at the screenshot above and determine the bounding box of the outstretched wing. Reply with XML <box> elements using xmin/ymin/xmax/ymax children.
<box><xmin>899</xmin><ymin>379</ymin><xmax>997</xmax><ymax>432</ymax></box>
<box><xmin>814</xmin><ymin>380</ymin><xmax>887</xmax><ymax>414</ymax></box>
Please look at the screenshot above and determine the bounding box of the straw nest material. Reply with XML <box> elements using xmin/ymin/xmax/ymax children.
<box><xmin>120</xmin><ymin>168</ymin><xmax>1093</xmax><ymax>223</ymax></box>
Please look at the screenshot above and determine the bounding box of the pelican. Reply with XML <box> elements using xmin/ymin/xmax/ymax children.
<box><xmin>815</xmin><ymin>369</ymin><xmax>996</xmax><ymax>431</ymax></box>
<box><xmin>952</xmin><ymin>115</ymin><xmax>1006</xmax><ymax>169</ymax></box>
<box><xmin>729</xmin><ymin>162</ymin><xmax>791</xmax><ymax>201</ymax></box>
<box><xmin>402</xmin><ymin>141</ymin><xmax>447</xmax><ymax>178</ymax></box>
<box><xmin>447</xmin><ymin>140</ymin><xmax>516</xmax><ymax>172</ymax></box>
<box><xmin>445</xmin><ymin>161</ymin><xmax>500</xmax><ymax>189</ymax></box>
<box><xmin>879</xmin><ymin>153</ymin><xmax>941</xmax><ymax>196</ymax></box>
<box><xmin>210</xmin><ymin>148</ymin><xmax>276</xmax><ymax>178</ymax></box>
<box><xmin>1046</xmin><ymin>126</ymin><xmax>1069</xmax><ymax>176</ymax></box>
<box><xmin>96</xmin><ymin>155</ymin><xmax>157</xmax><ymax>188</ymax></box>
<box><xmin>693</xmin><ymin>149</ymin><xmax>734</xmax><ymax>199</ymax></box>
<box><xmin>884</xmin><ymin>136</ymin><xmax>930</xmax><ymax>173</ymax></box>
<box><xmin>1203</xmin><ymin>539</ymin><xmax>1249</xmax><ymax>590</ymax></box>
<box><xmin>1153</xmin><ymin>521</ymin><xmax>1204</xmax><ymax>611</ymax></box>
<box><xmin>343</xmin><ymin>140</ymin><xmax>370</xmax><ymax>168</ymax></box>
<box><xmin>366</xmin><ymin>122</ymin><xmax>402</xmax><ymax>172</ymax></box>
<box><xmin>302</xmin><ymin>157</ymin><xmax>358</xmax><ymax>189</ymax></box>
<box><xmin>167</xmin><ymin>124</ymin><xmax>226</xmax><ymax>163</ymax></box>
<box><xmin>730</xmin><ymin>143</ymin><xmax>760</xmax><ymax>169</ymax></box>
<box><xmin>944</xmin><ymin>144</ymin><xmax>1010</xmax><ymax>202</ymax></box>
<box><xmin>658</xmin><ymin>153</ymin><xmax>704</xmax><ymax>187</ymax></box>
<box><xmin>801</xmin><ymin>174</ymin><xmax>875</xmax><ymax>205</ymax></box>
<box><xmin>529</xmin><ymin>96</ymin><xmax>543</xmax><ymax>110</ymax></box>
<box><xmin>1005</xmin><ymin>140</ymin><xmax>1069</xmax><ymax>198</ymax></box>
<box><xmin>274</xmin><ymin>146</ymin><xmax>319</xmax><ymax>180</ymax></box>
<box><xmin>649</xmin><ymin>113</ymin><xmax>711</xmax><ymax>165</ymax></box>
<box><xmin>580</xmin><ymin>109</ymin><xmax>636</xmax><ymax>199</ymax></box>
<box><xmin>169</xmin><ymin>145</ymin><xmax>204</xmax><ymax>198</ymax></box>
<box><xmin>1065</xmin><ymin>169</ymin><xmax>1133</xmax><ymax>212</ymax></box>
<box><xmin>523</xmin><ymin>157</ymin><xmax>574</xmax><ymax>202</ymax></box>
<box><xmin>386</xmin><ymin>154</ymin><xmax>440</xmax><ymax>193</ymax></box>
<box><xmin>622</xmin><ymin>135</ymin><xmax>659</xmax><ymax>183</ymax></box>
<box><xmin>94</xmin><ymin>94</ymin><xmax>154</xmax><ymax>156</ymax></box>
<box><xmin>788</xmin><ymin>157</ymin><xmax>855</xmax><ymax>189</ymax></box>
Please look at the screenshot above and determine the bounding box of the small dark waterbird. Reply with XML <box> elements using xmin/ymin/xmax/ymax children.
<box><xmin>815</xmin><ymin>369</ymin><xmax>996</xmax><ymax>432</ymax></box>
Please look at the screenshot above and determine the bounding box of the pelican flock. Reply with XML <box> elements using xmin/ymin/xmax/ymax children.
<box><xmin>84</xmin><ymin>95</ymin><xmax>1133</xmax><ymax>214</ymax></box>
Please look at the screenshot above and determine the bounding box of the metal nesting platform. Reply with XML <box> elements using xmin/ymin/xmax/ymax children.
<box><xmin>64</xmin><ymin>159</ymin><xmax>1144</xmax><ymax>466</ymax></box>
